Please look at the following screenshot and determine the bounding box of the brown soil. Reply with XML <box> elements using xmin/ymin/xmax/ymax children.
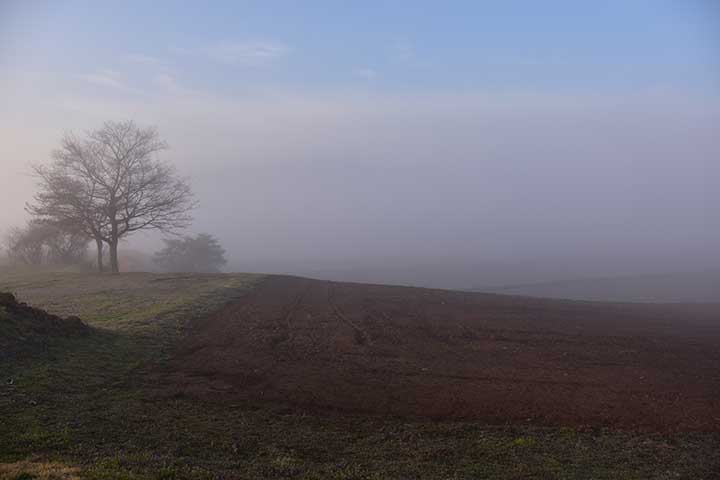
<box><xmin>0</xmin><ymin>291</ymin><xmax>90</xmax><ymax>362</ymax></box>
<box><xmin>166</xmin><ymin>276</ymin><xmax>720</xmax><ymax>431</ymax></box>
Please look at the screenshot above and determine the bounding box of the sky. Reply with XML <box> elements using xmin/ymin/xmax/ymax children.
<box><xmin>1</xmin><ymin>1</ymin><xmax>719</xmax><ymax>288</ymax></box>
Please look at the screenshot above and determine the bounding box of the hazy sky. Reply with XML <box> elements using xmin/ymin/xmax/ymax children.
<box><xmin>1</xmin><ymin>1</ymin><xmax>718</xmax><ymax>287</ymax></box>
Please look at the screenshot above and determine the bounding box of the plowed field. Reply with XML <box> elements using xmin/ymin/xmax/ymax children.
<box><xmin>167</xmin><ymin>276</ymin><xmax>720</xmax><ymax>431</ymax></box>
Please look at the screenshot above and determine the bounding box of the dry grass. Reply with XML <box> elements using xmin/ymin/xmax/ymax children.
<box><xmin>0</xmin><ymin>460</ymin><xmax>80</xmax><ymax>480</ymax></box>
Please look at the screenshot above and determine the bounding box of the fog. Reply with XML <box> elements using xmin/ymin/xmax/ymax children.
<box><xmin>1</xmin><ymin>79</ymin><xmax>717</xmax><ymax>289</ymax></box>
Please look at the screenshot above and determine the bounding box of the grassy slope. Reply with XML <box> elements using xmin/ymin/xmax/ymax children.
<box><xmin>0</xmin><ymin>270</ymin><xmax>718</xmax><ymax>479</ymax></box>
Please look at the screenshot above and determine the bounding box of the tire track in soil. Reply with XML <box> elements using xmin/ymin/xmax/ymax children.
<box><xmin>326</xmin><ymin>281</ymin><xmax>372</xmax><ymax>347</ymax></box>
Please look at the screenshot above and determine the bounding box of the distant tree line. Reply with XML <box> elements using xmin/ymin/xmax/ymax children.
<box><xmin>4</xmin><ymin>221</ymin><xmax>89</xmax><ymax>266</ymax></box>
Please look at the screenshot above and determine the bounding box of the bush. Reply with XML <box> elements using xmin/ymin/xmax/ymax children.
<box><xmin>154</xmin><ymin>233</ymin><xmax>227</xmax><ymax>273</ymax></box>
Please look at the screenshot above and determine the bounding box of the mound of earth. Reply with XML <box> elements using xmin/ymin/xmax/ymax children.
<box><xmin>0</xmin><ymin>291</ymin><xmax>90</xmax><ymax>361</ymax></box>
<box><xmin>164</xmin><ymin>276</ymin><xmax>720</xmax><ymax>431</ymax></box>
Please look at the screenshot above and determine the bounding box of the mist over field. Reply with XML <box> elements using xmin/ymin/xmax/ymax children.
<box><xmin>3</xmin><ymin>86</ymin><xmax>719</xmax><ymax>290</ymax></box>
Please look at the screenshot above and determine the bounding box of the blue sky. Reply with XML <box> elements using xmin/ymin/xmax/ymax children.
<box><xmin>2</xmin><ymin>1</ymin><xmax>718</xmax><ymax>94</ymax></box>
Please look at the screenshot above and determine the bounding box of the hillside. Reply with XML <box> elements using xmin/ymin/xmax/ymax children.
<box><xmin>1</xmin><ymin>270</ymin><xmax>719</xmax><ymax>478</ymax></box>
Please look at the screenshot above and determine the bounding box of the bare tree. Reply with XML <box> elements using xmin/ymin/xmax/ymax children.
<box><xmin>28</xmin><ymin>155</ymin><xmax>111</xmax><ymax>271</ymax></box>
<box><xmin>2</xmin><ymin>221</ymin><xmax>88</xmax><ymax>266</ymax></box>
<box><xmin>28</xmin><ymin>121</ymin><xmax>196</xmax><ymax>273</ymax></box>
<box><xmin>4</xmin><ymin>225</ymin><xmax>46</xmax><ymax>265</ymax></box>
<box><xmin>44</xmin><ymin>227</ymin><xmax>90</xmax><ymax>265</ymax></box>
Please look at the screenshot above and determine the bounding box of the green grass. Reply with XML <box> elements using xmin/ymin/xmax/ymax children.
<box><xmin>1</xmin><ymin>269</ymin><xmax>719</xmax><ymax>479</ymax></box>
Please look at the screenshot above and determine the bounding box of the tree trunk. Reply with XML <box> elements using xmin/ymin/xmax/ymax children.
<box><xmin>95</xmin><ymin>238</ymin><xmax>104</xmax><ymax>273</ymax></box>
<box><xmin>109</xmin><ymin>240</ymin><xmax>119</xmax><ymax>273</ymax></box>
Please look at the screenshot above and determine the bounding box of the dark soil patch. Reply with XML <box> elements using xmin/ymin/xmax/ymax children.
<box><xmin>0</xmin><ymin>291</ymin><xmax>90</xmax><ymax>362</ymax></box>
<box><xmin>163</xmin><ymin>276</ymin><xmax>720</xmax><ymax>432</ymax></box>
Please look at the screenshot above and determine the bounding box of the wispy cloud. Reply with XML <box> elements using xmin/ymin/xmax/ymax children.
<box><xmin>126</xmin><ymin>53</ymin><xmax>164</xmax><ymax>66</ymax></box>
<box><xmin>391</xmin><ymin>38</ymin><xmax>414</xmax><ymax>61</ymax></box>
<box><xmin>353</xmin><ymin>68</ymin><xmax>378</xmax><ymax>81</ymax></box>
<box><xmin>173</xmin><ymin>40</ymin><xmax>289</xmax><ymax>66</ymax></box>
<box><xmin>151</xmin><ymin>73</ymin><xmax>196</xmax><ymax>96</ymax></box>
<box><xmin>79</xmin><ymin>69</ymin><xmax>129</xmax><ymax>90</ymax></box>
<box><xmin>79</xmin><ymin>67</ymin><xmax>188</xmax><ymax>97</ymax></box>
